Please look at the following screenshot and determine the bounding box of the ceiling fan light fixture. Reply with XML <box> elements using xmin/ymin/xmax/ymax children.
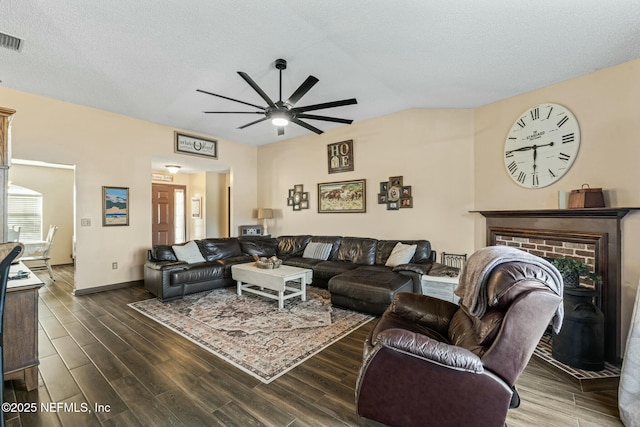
<box><xmin>270</xmin><ymin>112</ymin><xmax>289</xmax><ymax>127</ymax></box>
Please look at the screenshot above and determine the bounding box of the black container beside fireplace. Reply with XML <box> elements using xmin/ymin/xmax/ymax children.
<box><xmin>552</xmin><ymin>285</ymin><xmax>605</xmax><ymax>371</ymax></box>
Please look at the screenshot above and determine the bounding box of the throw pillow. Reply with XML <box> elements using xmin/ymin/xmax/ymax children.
<box><xmin>385</xmin><ymin>242</ymin><xmax>417</xmax><ymax>267</ymax></box>
<box><xmin>302</xmin><ymin>242</ymin><xmax>333</xmax><ymax>261</ymax></box>
<box><xmin>172</xmin><ymin>240</ymin><xmax>205</xmax><ymax>264</ymax></box>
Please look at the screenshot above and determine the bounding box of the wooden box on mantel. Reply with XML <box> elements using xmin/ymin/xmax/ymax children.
<box><xmin>568</xmin><ymin>185</ymin><xmax>605</xmax><ymax>209</ymax></box>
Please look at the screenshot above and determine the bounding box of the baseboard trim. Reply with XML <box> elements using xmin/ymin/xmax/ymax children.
<box><xmin>73</xmin><ymin>280</ymin><xmax>143</xmax><ymax>296</ymax></box>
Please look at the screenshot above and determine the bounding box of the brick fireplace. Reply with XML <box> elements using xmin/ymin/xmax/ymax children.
<box><xmin>475</xmin><ymin>208</ymin><xmax>637</xmax><ymax>364</ymax></box>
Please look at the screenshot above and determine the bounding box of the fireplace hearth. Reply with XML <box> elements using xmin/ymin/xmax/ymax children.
<box><xmin>474</xmin><ymin>208</ymin><xmax>638</xmax><ymax>365</ymax></box>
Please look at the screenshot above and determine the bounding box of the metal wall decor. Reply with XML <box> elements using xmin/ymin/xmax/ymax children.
<box><xmin>287</xmin><ymin>184</ymin><xmax>309</xmax><ymax>211</ymax></box>
<box><xmin>327</xmin><ymin>140</ymin><xmax>354</xmax><ymax>174</ymax></box>
<box><xmin>378</xmin><ymin>176</ymin><xmax>413</xmax><ymax>210</ymax></box>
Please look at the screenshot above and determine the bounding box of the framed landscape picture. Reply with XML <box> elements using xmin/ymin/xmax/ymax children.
<box><xmin>102</xmin><ymin>186</ymin><xmax>129</xmax><ymax>226</ymax></box>
<box><xmin>317</xmin><ymin>179</ymin><xmax>366</xmax><ymax>213</ymax></box>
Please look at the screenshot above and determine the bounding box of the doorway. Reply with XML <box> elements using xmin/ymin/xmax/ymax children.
<box><xmin>152</xmin><ymin>183</ymin><xmax>187</xmax><ymax>245</ymax></box>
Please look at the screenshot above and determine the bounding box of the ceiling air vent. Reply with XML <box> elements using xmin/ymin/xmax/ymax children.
<box><xmin>0</xmin><ymin>32</ymin><xmax>23</xmax><ymax>52</ymax></box>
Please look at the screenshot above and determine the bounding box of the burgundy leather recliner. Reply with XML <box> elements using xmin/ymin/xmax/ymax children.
<box><xmin>356</xmin><ymin>246</ymin><xmax>564</xmax><ymax>427</ymax></box>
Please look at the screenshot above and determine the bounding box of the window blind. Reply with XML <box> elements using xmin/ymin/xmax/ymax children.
<box><xmin>7</xmin><ymin>194</ymin><xmax>43</xmax><ymax>240</ymax></box>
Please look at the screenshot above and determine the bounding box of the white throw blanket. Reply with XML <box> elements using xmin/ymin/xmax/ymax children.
<box><xmin>619</xmin><ymin>280</ymin><xmax>640</xmax><ymax>426</ymax></box>
<box><xmin>454</xmin><ymin>245</ymin><xmax>564</xmax><ymax>333</ymax></box>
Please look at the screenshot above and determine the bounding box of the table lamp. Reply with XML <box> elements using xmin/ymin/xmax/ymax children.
<box><xmin>257</xmin><ymin>208</ymin><xmax>273</xmax><ymax>235</ymax></box>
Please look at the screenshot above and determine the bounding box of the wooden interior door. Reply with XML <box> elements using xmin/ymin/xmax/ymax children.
<box><xmin>152</xmin><ymin>183</ymin><xmax>185</xmax><ymax>245</ymax></box>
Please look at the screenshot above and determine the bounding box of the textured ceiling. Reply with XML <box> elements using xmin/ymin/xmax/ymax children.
<box><xmin>1</xmin><ymin>0</ymin><xmax>639</xmax><ymax>147</ymax></box>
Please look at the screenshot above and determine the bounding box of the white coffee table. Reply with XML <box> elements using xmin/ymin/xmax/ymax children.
<box><xmin>231</xmin><ymin>262</ymin><xmax>313</xmax><ymax>309</ymax></box>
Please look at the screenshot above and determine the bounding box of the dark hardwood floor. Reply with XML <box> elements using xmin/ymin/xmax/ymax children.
<box><xmin>3</xmin><ymin>266</ymin><xmax>623</xmax><ymax>426</ymax></box>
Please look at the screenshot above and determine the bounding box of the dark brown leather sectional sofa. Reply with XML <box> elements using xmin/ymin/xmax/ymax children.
<box><xmin>144</xmin><ymin>235</ymin><xmax>436</xmax><ymax>315</ymax></box>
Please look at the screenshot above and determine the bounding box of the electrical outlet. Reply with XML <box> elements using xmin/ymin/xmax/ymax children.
<box><xmin>112</xmin><ymin>262</ymin><xmax>118</xmax><ymax>269</ymax></box>
<box><xmin>81</xmin><ymin>218</ymin><xmax>91</xmax><ymax>226</ymax></box>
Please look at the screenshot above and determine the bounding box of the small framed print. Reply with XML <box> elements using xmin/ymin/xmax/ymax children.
<box><xmin>191</xmin><ymin>197</ymin><xmax>202</xmax><ymax>218</ymax></box>
<box><xmin>300</xmin><ymin>200</ymin><xmax>309</xmax><ymax>209</ymax></box>
<box><xmin>293</xmin><ymin>203</ymin><xmax>301</xmax><ymax>211</ymax></box>
<box><xmin>400</xmin><ymin>197</ymin><xmax>413</xmax><ymax>208</ymax></box>
<box><xmin>389</xmin><ymin>176</ymin><xmax>403</xmax><ymax>187</ymax></box>
<box><xmin>378</xmin><ymin>194</ymin><xmax>387</xmax><ymax>204</ymax></box>
<box><xmin>294</xmin><ymin>184</ymin><xmax>303</xmax><ymax>193</ymax></box>
<box><xmin>402</xmin><ymin>186</ymin><xmax>412</xmax><ymax>197</ymax></box>
<box><xmin>102</xmin><ymin>186</ymin><xmax>129</xmax><ymax>226</ymax></box>
<box><xmin>302</xmin><ymin>192</ymin><xmax>308</xmax><ymax>201</ymax></box>
<box><xmin>387</xmin><ymin>201</ymin><xmax>399</xmax><ymax>210</ymax></box>
<box><xmin>288</xmin><ymin>189</ymin><xmax>295</xmax><ymax>197</ymax></box>
<box><xmin>287</xmin><ymin>198</ymin><xmax>294</xmax><ymax>206</ymax></box>
<box><xmin>380</xmin><ymin>182</ymin><xmax>388</xmax><ymax>193</ymax></box>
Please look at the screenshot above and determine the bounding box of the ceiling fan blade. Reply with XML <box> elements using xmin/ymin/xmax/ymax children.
<box><xmin>296</xmin><ymin>114</ymin><xmax>353</xmax><ymax>124</ymax></box>
<box><xmin>203</xmin><ymin>111</ymin><xmax>264</xmax><ymax>114</ymax></box>
<box><xmin>293</xmin><ymin>98</ymin><xmax>358</xmax><ymax>113</ymax></box>
<box><xmin>237</xmin><ymin>72</ymin><xmax>277</xmax><ymax>108</ymax></box>
<box><xmin>285</xmin><ymin>76</ymin><xmax>319</xmax><ymax>107</ymax></box>
<box><xmin>292</xmin><ymin>118</ymin><xmax>323</xmax><ymax>134</ymax></box>
<box><xmin>277</xmin><ymin>127</ymin><xmax>285</xmax><ymax>136</ymax></box>
<box><xmin>196</xmin><ymin>89</ymin><xmax>265</xmax><ymax>110</ymax></box>
<box><xmin>238</xmin><ymin>117</ymin><xmax>269</xmax><ymax>129</ymax></box>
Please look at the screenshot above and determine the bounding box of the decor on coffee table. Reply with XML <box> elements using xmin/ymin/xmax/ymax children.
<box><xmin>287</xmin><ymin>185</ymin><xmax>309</xmax><ymax>211</ymax></box>
<box><xmin>317</xmin><ymin>179</ymin><xmax>366</xmax><ymax>213</ymax></box>
<box><xmin>129</xmin><ymin>287</ymin><xmax>373</xmax><ymax>383</ymax></box>
<box><xmin>327</xmin><ymin>139</ymin><xmax>354</xmax><ymax>174</ymax></box>
<box><xmin>378</xmin><ymin>176</ymin><xmax>413</xmax><ymax>210</ymax></box>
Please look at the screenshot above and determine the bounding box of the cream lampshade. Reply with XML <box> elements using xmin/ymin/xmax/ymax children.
<box><xmin>257</xmin><ymin>208</ymin><xmax>273</xmax><ymax>235</ymax></box>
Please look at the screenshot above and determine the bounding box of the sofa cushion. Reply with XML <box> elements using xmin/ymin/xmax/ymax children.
<box><xmin>313</xmin><ymin>260</ymin><xmax>360</xmax><ymax>282</ymax></box>
<box><xmin>309</xmin><ymin>236</ymin><xmax>343</xmax><ymax>260</ymax></box>
<box><xmin>152</xmin><ymin>245</ymin><xmax>178</xmax><ymax>262</ymax></box>
<box><xmin>385</xmin><ymin>242</ymin><xmax>417</xmax><ymax>267</ymax></box>
<box><xmin>376</xmin><ymin>239</ymin><xmax>432</xmax><ymax>265</ymax></box>
<box><xmin>283</xmin><ymin>257</ymin><xmax>325</xmax><ymax>270</ymax></box>
<box><xmin>328</xmin><ymin>266</ymin><xmax>413</xmax><ymax>305</ymax></box>
<box><xmin>170</xmin><ymin>263</ymin><xmax>225</xmax><ymax>285</ymax></box>
<box><xmin>172</xmin><ymin>241</ymin><xmax>206</xmax><ymax>264</ymax></box>
<box><xmin>197</xmin><ymin>238</ymin><xmax>242</xmax><ymax>262</ymax></box>
<box><xmin>337</xmin><ymin>237</ymin><xmax>377</xmax><ymax>265</ymax></box>
<box><xmin>277</xmin><ymin>235</ymin><xmax>312</xmax><ymax>258</ymax></box>
<box><xmin>303</xmin><ymin>242</ymin><xmax>333</xmax><ymax>261</ymax></box>
<box><xmin>239</xmin><ymin>237</ymin><xmax>278</xmax><ymax>257</ymax></box>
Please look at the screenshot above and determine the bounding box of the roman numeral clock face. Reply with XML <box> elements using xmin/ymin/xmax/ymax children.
<box><xmin>504</xmin><ymin>103</ymin><xmax>580</xmax><ymax>188</ymax></box>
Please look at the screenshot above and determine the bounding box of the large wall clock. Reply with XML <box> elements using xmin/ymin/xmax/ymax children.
<box><xmin>504</xmin><ymin>103</ymin><xmax>580</xmax><ymax>188</ymax></box>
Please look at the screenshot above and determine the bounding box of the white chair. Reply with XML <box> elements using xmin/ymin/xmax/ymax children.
<box><xmin>21</xmin><ymin>225</ymin><xmax>58</xmax><ymax>280</ymax></box>
<box><xmin>6</xmin><ymin>226</ymin><xmax>20</xmax><ymax>242</ymax></box>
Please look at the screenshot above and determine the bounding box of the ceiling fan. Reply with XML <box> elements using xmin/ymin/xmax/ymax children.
<box><xmin>197</xmin><ymin>58</ymin><xmax>357</xmax><ymax>136</ymax></box>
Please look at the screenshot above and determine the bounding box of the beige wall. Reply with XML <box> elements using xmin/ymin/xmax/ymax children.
<box><xmin>474</xmin><ymin>58</ymin><xmax>640</xmax><ymax>345</ymax></box>
<box><xmin>257</xmin><ymin>108</ymin><xmax>476</xmax><ymax>256</ymax></box>
<box><xmin>8</xmin><ymin>163</ymin><xmax>74</xmax><ymax>265</ymax></box>
<box><xmin>2</xmin><ymin>87</ymin><xmax>257</xmax><ymax>292</ymax></box>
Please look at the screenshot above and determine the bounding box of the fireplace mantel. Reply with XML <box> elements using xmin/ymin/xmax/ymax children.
<box><xmin>472</xmin><ymin>207</ymin><xmax>638</xmax><ymax>219</ymax></box>
<box><xmin>472</xmin><ymin>207</ymin><xmax>640</xmax><ymax>364</ymax></box>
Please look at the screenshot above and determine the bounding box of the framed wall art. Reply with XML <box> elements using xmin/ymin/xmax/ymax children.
<box><xmin>378</xmin><ymin>176</ymin><xmax>414</xmax><ymax>210</ymax></box>
<box><xmin>317</xmin><ymin>179</ymin><xmax>366</xmax><ymax>213</ymax></box>
<box><xmin>327</xmin><ymin>139</ymin><xmax>354</xmax><ymax>174</ymax></box>
<box><xmin>191</xmin><ymin>197</ymin><xmax>202</xmax><ymax>218</ymax></box>
<box><xmin>102</xmin><ymin>186</ymin><xmax>129</xmax><ymax>226</ymax></box>
<box><xmin>175</xmin><ymin>131</ymin><xmax>217</xmax><ymax>159</ymax></box>
<box><xmin>287</xmin><ymin>184</ymin><xmax>309</xmax><ymax>210</ymax></box>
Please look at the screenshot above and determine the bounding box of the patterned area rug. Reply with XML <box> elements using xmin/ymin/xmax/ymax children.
<box><xmin>129</xmin><ymin>287</ymin><xmax>373</xmax><ymax>383</ymax></box>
